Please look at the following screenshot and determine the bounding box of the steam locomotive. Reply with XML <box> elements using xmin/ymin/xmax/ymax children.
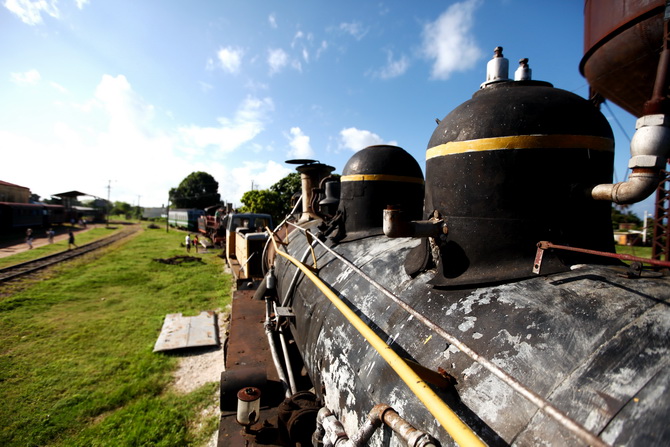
<box><xmin>218</xmin><ymin>2</ymin><xmax>670</xmax><ymax>446</ymax></box>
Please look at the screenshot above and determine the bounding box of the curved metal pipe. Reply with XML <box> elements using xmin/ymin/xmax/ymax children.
<box><xmin>270</xmin><ymin>235</ymin><xmax>485</xmax><ymax>447</ymax></box>
<box><xmin>591</xmin><ymin>115</ymin><xmax>670</xmax><ymax>205</ymax></box>
<box><xmin>264</xmin><ymin>298</ymin><xmax>292</xmax><ymax>398</ymax></box>
<box><xmin>591</xmin><ymin>168</ymin><xmax>661</xmax><ymax>204</ymax></box>
<box><xmin>316</xmin><ymin>404</ymin><xmax>438</xmax><ymax>447</ymax></box>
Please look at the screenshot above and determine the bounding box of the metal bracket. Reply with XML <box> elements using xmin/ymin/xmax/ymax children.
<box><xmin>275</xmin><ymin>306</ymin><xmax>295</xmax><ymax>319</ymax></box>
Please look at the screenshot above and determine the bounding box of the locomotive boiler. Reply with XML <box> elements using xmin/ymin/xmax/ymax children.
<box><xmin>217</xmin><ymin>3</ymin><xmax>670</xmax><ymax>446</ymax></box>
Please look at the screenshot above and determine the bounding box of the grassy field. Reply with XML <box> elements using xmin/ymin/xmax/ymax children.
<box><xmin>615</xmin><ymin>244</ymin><xmax>653</xmax><ymax>259</ymax></box>
<box><xmin>0</xmin><ymin>226</ymin><xmax>231</xmax><ymax>446</ymax></box>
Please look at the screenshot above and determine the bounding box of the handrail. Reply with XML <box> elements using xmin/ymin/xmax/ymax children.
<box><xmin>270</xmin><ymin>235</ymin><xmax>485</xmax><ymax>447</ymax></box>
<box><xmin>284</xmin><ymin>222</ymin><xmax>610</xmax><ymax>447</ymax></box>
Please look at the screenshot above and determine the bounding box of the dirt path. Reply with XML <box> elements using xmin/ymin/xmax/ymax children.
<box><xmin>0</xmin><ymin>224</ymin><xmax>99</xmax><ymax>259</ymax></box>
<box><xmin>170</xmin><ymin>309</ymin><xmax>230</xmax><ymax>447</ymax></box>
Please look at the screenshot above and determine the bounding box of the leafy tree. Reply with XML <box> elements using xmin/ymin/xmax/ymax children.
<box><xmin>270</xmin><ymin>172</ymin><xmax>301</xmax><ymax>218</ymax></box>
<box><xmin>169</xmin><ymin>171</ymin><xmax>220</xmax><ymax>209</ymax></box>
<box><xmin>238</xmin><ymin>172</ymin><xmax>341</xmax><ymax>224</ymax></box>
<box><xmin>611</xmin><ymin>205</ymin><xmax>642</xmax><ymax>229</ymax></box>
<box><xmin>112</xmin><ymin>201</ymin><xmax>132</xmax><ymax>215</ymax></box>
<box><xmin>239</xmin><ymin>189</ymin><xmax>282</xmax><ymax>223</ymax></box>
<box><xmin>29</xmin><ymin>193</ymin><xmax>41</xmax><ymax>203</ymax></box>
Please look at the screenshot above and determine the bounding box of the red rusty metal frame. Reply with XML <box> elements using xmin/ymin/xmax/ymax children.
<box><xmin>533</xmin><ymin>240</ymin><xmax>670</xmax><ymax>274</ymax></box>
<box><xmin>652</xmin><ymin>165</ymin><xmax>670</xmax><ymax>261</ymax></box>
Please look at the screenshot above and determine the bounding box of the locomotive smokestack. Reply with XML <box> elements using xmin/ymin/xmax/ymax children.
<box><xmin>295</xmin><ymin>161</ymin><xmax>335</xmax><ymax>223</ymax></box>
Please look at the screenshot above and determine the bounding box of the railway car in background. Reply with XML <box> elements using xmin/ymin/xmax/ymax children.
<box><xmin>168</xmin><ymin>208</ymin><xmax>204</xmax><ymax>232</ymax></box>
<box><xmin>0</xmin><ymin>202</ymin><xmax>44</xmax><ymax>231</ymax></box>
<box><xmin>43</xmin><ymin>204</ymin><xmax>66</xmax><ymax>227</ymax></box>
<box><xmin>0</xmin><ymin>202</ymin><xmax>69</xmax><ymax>232</ymax></box>
<box><xmin>198</xmin><ymin>205</ymin><xmax>228</xmax><ymax>247</ymax></box>
<box><xmin>224</xmin><ymin>212</ymin><xmax>273</xmax><ymax>284</ymax></box>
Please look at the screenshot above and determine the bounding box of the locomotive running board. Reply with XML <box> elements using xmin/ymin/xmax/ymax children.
<box><xmin>153</xmin><ymin>311</ymin><xmax>219</xmax><ymax>352</ymax></box>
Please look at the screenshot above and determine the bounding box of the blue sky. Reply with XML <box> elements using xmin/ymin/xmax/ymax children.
<box><xmin>0</xmin><ymin>0</ymin><xmax>654</xmax><ymax>218</ymax></box>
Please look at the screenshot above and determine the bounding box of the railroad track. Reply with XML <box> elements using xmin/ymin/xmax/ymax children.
<box><xmin>0</xmin><ymin>226</ymin><xmax>140</xmax><ymax>284</ymax></box>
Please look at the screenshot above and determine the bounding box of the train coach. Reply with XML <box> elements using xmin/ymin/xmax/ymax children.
<box><xmin>0</xmin><ymin>202</ymin><xmax>67</xmax><ymax>232</ymax></box>
<box><xmin>168</xmin><ymin>208</ymin><xmax>204</xmax><ymax>232</ymax></box>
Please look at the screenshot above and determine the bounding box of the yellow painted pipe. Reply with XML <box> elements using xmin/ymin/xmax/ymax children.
<box><xmin>272</xmin><ymin>238</ymin><xmax>485</xmax><ymax>447</ymax></box>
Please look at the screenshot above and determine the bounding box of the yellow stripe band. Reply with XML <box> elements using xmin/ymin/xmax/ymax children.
<box><xmin>426</xmin><ymin>134</ymin><xmax>614</xmax><ymax>160</ymax></box>
<box><xmin>341</xmin><ymin>174</ymin><xmax>424</xmax><ymax>185</ymax></box>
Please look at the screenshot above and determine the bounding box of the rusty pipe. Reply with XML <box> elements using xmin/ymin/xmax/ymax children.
<box><xmin>316</xmin><ymin>405</ymin><xmax>437</xmax><ymax>447</ymax></box>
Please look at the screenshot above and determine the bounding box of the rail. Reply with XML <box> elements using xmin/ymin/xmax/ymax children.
<box><xmin>269</xmin><ymin>232</ymin><xmax>486</xmax><ymax>447</ymax></box>
<box><xmin>0</xmin><ymin>226</ymin><xmax>140</xmax><ymax>284</ymax></box>
<box><xmin>280</xmin><ymin>221</ymin><xmax>610</xmax><ymax>447</ymax></box>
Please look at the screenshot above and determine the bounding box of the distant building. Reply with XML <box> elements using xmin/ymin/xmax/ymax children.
<box><xmin>143</xmin><ymin>207</ymin><xmax>166</xmax><ymax>219</ymax></box>
<box><xmin>0</xmin><ymin>180</ymin><xmax>30</xmax><ymax>203</ymax></box>
<box><xmin>614</xmin><ymin>230</ymin><xmax>643</xmax><ymax>246</ymax></box>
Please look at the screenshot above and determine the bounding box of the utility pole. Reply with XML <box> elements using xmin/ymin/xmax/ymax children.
<box><xmin>106</xmin><ymin>180</ymin><xmax>111</xmax><ymax>228</ymax></box>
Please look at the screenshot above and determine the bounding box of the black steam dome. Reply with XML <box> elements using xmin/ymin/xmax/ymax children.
<box><xmin>425</xmin><ymin>80</ymin><xmax>616</xmax><ymax>286</ymax></box>
<box><xmin>338</xmin><ymin>145</ymin><xmax>424</xmax><ymax>238</ymax></box>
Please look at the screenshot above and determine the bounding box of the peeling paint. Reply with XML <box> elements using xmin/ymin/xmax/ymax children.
<box><xmin>280</xmin><ymin>228</ymin><xmax>670</xmax><ymax>447</ymax></box>
<box><xmin>458</xmin><ymin>316</ymin><xmax>477</xmax><ymax>332</ymax></box>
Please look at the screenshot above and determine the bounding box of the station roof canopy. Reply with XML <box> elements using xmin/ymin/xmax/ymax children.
<box><xmin>53</xmin><ymin>191</ymin><xmax>95</xmax><ymax>198</ymax></box>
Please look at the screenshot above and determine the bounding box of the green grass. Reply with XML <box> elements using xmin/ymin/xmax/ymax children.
<box><xmin>615</xmin><ymin>244</ymin><xmax>653</xmax><ymax>259</ymax></box>
<box><xmin>0</xmin><ymin>227</ymin><xmax>231</xmax><ymax>447</ymax></box>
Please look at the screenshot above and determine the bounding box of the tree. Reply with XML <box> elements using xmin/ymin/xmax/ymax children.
<box><xmin>111</xmin><ymin>201</ymin><xmax>132</xmax><ymax>216</ymax></box>
<box><xmin>29</xmin><ymin>193</ymin><xmax>41</xmax><ymax>203</ymax></box>
<box><xmin>238</xmin><ymin>172</ymin><xmax>341</xmax><ymax>224</ymax></box>
<box><xmin>611</xmin><ymin>205</ymin><xmax>642</xmax><ymax>229</ymax></box>
<box><xmin>238</xmin><ymin>173</ymin><xmax>301</xmax><ymax>224</ymax></box>
<box><xmin>270</xmin><ymin>172</ymin><xmax>301</xmax><ymax>218</ymax></box>
<box><xmin>169</xmin><ymin>172</ymin><xmax>221</xmax><ymax>209</ymax></box>
<box><xmin>239</xmin><ymin>189</ymin><xmax>283</xmax><ymax>223</ymax></box>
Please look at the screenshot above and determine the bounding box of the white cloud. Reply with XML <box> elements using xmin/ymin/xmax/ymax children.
<box><xmin>220</xmin><ymin>160</ymin><xmax>293</xmax><ymax>206</ymax></box>
<box><xmin>292</xmin><ymin>31</ymin><xmax>304</xmax><ymax>47</ymax></box>
<box><xmin>421</xmin><ymin>0</ymin><xmax>483</xmax><ymax>80</ymax></box>
<box><xmin>268</xmin><ymin>48</ymin><xmax>288</xmax><ymax>75</ymax></box>
<box><xmin>11</xmin><ymin>69</ymin><xmax>41</xmax><ymax>84</ymax></box>
<box><xmin>339</xmin><ymin>127</ymin><xmax>397</xmax><ymax>151</ymax></box>
<box><xmin>179</xmin><ymin>96</ymin><xmax>274</xmax><ymax>153</ymax></box>
<box><xmin>268</xmin><ymin>13</ymin><xmax>277</xmax><ymax>29</ymax></box>
<box><xmin>217</xmin><ymin>46</ymin><xmax>244</xmax><ymax>74</ymax></box>
<box><xmin>49</xmin><ymin>81</ymin><xmax>68</xmax><ymax>93</ymax></box>
<box><xmin>339</xmin><ymin>21</ymin><xmax>368</xmax><ymax>40</ymax></box>
<box><xmin>198</xmin><ymin>81</ymin><xmax>213</xmax><ymax>92</ymax></box>
<box><xmin>1</xmin><ymin>73</ymin><xmax>183</xmax><ymax>206</ymax></box>
<box><xmin>292</xmin><ymin>31</ymin><xmax>317</xmax><ymax>64</ymax></box>
<box><xmin>4</xmin><ymin>0</ymin><xmax>59</xmax><ymax>25</ymax></box>
<box><xmin>95</xmin><ymin>74</ymin><xmax>155</xmax><ymax>139</ymax></box>
<box><xmin>0</xmin><ymin>73</ymin><xmax>283</xmax><ymax>207</ymax></box>
<box><xmin>372</xmin><ymin>50</ymin><xmax>409</xmax><ymax>79</ymax></box>
<box><xmin>75</xmin><ymin>0</ymin><xmax>89</xmax><ymax>9</ymax></box>
<box><xmin>316</xmin><ymin>41</ymin><xmax>328</xmax><ymax>59</ymax></box>
<box><xmin>286</xmin><ymin>127</ymin><xmax>314</xmax><ymax>159</ymax></box>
